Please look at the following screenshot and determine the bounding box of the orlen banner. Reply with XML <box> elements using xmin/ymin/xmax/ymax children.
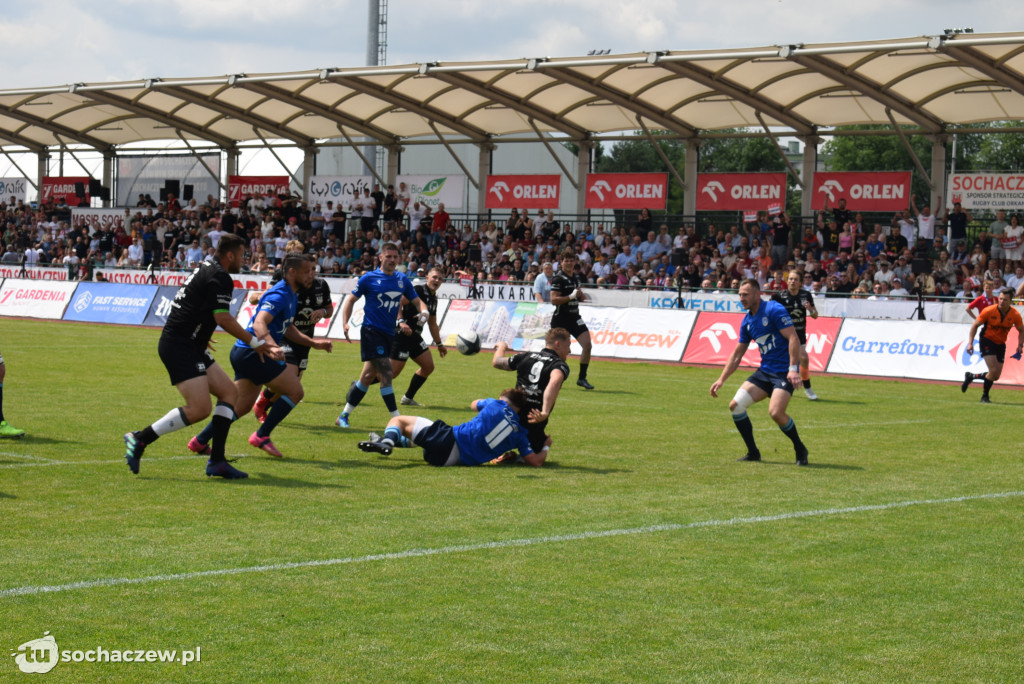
<box><xmin>0</xmin><ymin>177</ymin><xmax>29</xmax><ymax>203</ymax></box>
<box><xmin>585</xmin><ymin>173</ymin><xmax>667</xmax><ymax>210</ymax></box>
<box><xmin>63</xmin><ymin>283</ymin><xmax>157</xmax><ymax>325</ymax></box>
<box><xmin>397</xmin><ymin>174</ymin><xmax>466</xmax><ymax>210</ymax></box>
<box><xmin>696</xmin><ymin>173</ymin><xmax>786</xmax><ymax>211</ymax></box>
<box><xmin>682</xmin><ymin>312</ymin><xmax>841</xmax><ymax>372</ymax></box>
<box><xmin>826</xmin><ymin>318</ymin><xmax>1024</xmax><ymax>384</ymax></box>
<box><xmin>0</xmin><ymin>280</ymin><xmax>77</xmax><ymax>319</ymax></box>
<box><xmin>307</xmin><ymin>175</ymin><xmax>372</xmax><ymax>205</ymax></box>
<box><xmin>811</xmin><ymin>172</ymin><xmax>911</xmax><ymax>211</ymax></box>
<box><xmin>41</xmin><ymin>176</ymin><xmax>90</xmax><ymax>205</ymax></box>
<box><xmin>485</xmin><ymin>175</ymin><xmax>561</xmax><ymax>209</ymax></box>
<box><xmin>227</xmin><ymin>175</ymin><xmax>290</xmax><ymax>207</ymax></box>
<box><xmin>947</xmin><ymin>172</ymin><xmax>1024</xmax><ymax>211</ymax></box>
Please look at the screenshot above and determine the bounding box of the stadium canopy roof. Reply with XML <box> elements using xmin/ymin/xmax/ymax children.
<box><xmin>2</xmin><ymin>31</ymin><xmax>1024</xmax><ymax>153</ymax></box>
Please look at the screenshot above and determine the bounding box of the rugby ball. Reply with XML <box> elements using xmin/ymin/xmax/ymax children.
<box><xmin>455</xmin><ymin>330</ymin><xmax>482</xmax><ymax>355</ymax></box>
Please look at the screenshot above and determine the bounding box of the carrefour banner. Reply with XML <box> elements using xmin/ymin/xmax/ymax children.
<box><xmin>0</xmin><ymin>177</ymin><xmax>29</xmax><ymax>203</ymax></box>
<box><xmin>307</xmin><ymin>175</ymin><xmax>372</xmax><ymax>205</ymax></box>
<box><xmin>696</xmin><ymin>173</ymin><xmax>786</xmax><ymax>211</ymax></box>
<box><xmin>947</xmin><ymin>172</ymin><xmax>1024</xmax><ymax>211</ymax></box>
<box><xmin>825</xmin><ymin>318</ymin><xmax>1020</xmax><ymax>383</ymax></box>
<box><xmin>396</xmin><ymin>174</ymin><xmax>466</xmax><ymax>210</ymax></box>
<box><xmin>584</xmin><ymin>173</ymin><xmax>667</xmax><ymax>210</ymax></box>
<box><xmin>116</xmin><ymin>154</ymin><xmax>221</xmax><ymax>207</ymax></box>
<box><xmin>485</xmin><ymin>175</ymin><xmax>561</xmax><ymax>209</ymax></box>
<box><xmin>811</xmin><ymin>172</ymin><xmax>911</xmax><ymax>211</ymax></box>
<box><xmin>64</xmin><ymin>283</ymin><xmax>157</xmax><ymax>325</ymax></box>
<box><xmin>682</xmin><ymin>312</ymin><xmax>841</xmax><ymax>372</ymax></box>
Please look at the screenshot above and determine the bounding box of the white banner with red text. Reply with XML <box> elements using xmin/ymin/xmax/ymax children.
<box><xmin>485</xmin><ymin>175</ymin><xmax>561</xmax><ymax>209</ymax></box>
<box><xmin>227</xmin><ymin>175</ymin><xmax>291</xmax><ymax>207</ymax></box>
<box><xmin>811</xmin><ymin>172</ymin><xmax>911</xmax><ymax>211</ymax></box>
<box><xmin>681</xmin><ymin>312</ymin><xmax>841</xmax><ymax>372</ymax></box>
<box><xmin>41</xmin><ymin>176</ymin><xmax>90</xmax><ymax>205</ymax></box>
<box><xmin>0</xmin><ymin>280</ymin><xmax>77</xmax><ymax>319</ymax></box>
<box><xmin>584</xmin><ymin>173</ymin><xmax>667</xmax><ymax>210</ymax></box>
<box><xmin>696</xmin><ymin>173</ymin><xmax>787</xmax><ymax>211</ymax></box>
<box><xmin>947</xmin><ymin>172</ymin><xmax>1024</xmax><ymax>211</ymax></box>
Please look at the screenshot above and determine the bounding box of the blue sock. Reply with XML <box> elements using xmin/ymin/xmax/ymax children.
<box><xmin>383</xmin><ymin>426</ymin><xmax>402</xmax><ymax>446</ymax></box>
<box><xmin>257</xmin><ymin>396</ymin><xmax>296</xmax><ymax>438</ymax></box>
<box><xmin>381</xmin><ymin>385</ymin><xmax>398</xmax><ymax>414</ymax></box>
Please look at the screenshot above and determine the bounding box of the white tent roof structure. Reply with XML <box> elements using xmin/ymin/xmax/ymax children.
<box><xmin>2</xmin><ymin>31</ymin><xmax>1024</xmax><ymax>153</ymax></box>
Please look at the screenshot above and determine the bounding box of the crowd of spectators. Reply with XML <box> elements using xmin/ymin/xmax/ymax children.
<box><xmin>0</xmin><ymin>184</ymin><xmax>1020</xmax><ymax>303</ymax></box>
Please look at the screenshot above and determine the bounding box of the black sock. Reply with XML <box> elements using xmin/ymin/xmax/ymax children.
<box><xmin>732</xmin><ymin>413</ymin><xmax>759</xmax><ymax>455</ymax></box>
<box><xmin>803</xmin><ymin>378</ymin><xmax>812</xmax><ymax>390</ymax></box>
<box><xmin>405</xmin><ymin>373</ymin><xmax>427</xmax><ymax>399</ymax></box>
<box><xmin>0</xmin><ymin>382</ymin><xmax>5</xmax><ymax>422</ymax></box>
<box><xmin>260</xmin><ymin>387</ymin><xmax>273</xmax><ymax>402</ymax></box>
<box><xmin>138</xmin><ymin>425</ymin><xmax>159</xmax><ymax>444</ymax></box>
<box><xmin>580</xmin><ymin>362</ymin><xmax>589</xmax><ymax>380</ymax></box>
<box><xmin>209</xmin><ymin>401</ymin><xmax>236</xmax><ymax>463</ymax></box>
<box><xmin>781</xmin><ymin>418</ymin><xmax>804</xmax><ymax>449</ymax></box>
<box><xmin>983</xmin><ymin>378</ymin><xmax>994</xmax><ymax>396</ymax></box>
<box><xmin>346</xmin><ymin>381</ymin><xmax>368</xmax><ymax>408</ymax></box>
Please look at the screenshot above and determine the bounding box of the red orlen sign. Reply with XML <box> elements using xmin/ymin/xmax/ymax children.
<box><xmin>811</xmin><ymin>172</ymin><xmax>911</xmax><ymax>211</ymax></box>
<box><xmin>485</xmin><ymin>174</ymin><xmax>560</xmax><ymax>209</ymax></box>
<box><xmin>584</xmin><ymin>173</ymin><xmax>667</xmax><ymax>210</ymax></box>
<box><xmin>696</xmin><ymin>173</ymin><xmax>786</xmax><ymax>211</ymax></box>
<box><xmin>41</xmin><ymin>176</ymin><xmax>90</xmax><ymax>205</ymax></box>
<box><xmin>227</xmin><ymin>175</ymin><xmax>290</xmax><ymax>207</ymax></box>
<box><xmin>681</xmin><ymin>311</ymin><xmax>841</xmax><ymax>372</ymax></box>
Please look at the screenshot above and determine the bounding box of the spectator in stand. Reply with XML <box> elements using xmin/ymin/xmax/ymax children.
<box><xmin>932</xmin><ymin>251</ymin><xmax>957</xmax><ymax>287</ymax></box>
<box><xmin>636</xmin><ymin>230</ymin><xmax>666</xmax><ymax>263</ymax></box>
<box><xmin>889</xmin><ymin>277</ymin><xmax>909</xmax><ymax>298</ymax></box>
<box><xmin>430</xmin><ymin>203</ymin><xmax>450</xmax><ymax>247</ymax></box>
<box><xmin>865</xmin><ymin>232</ymin><xmax>885</xmax><ymax>260</ymax></box>
<box><xmin>1001</xmin><ymin>215</ymin><xmax>1024</xmax><ymax>271</ymax></box>
<box><xmin>987</xmin><ymin>209</ymin><xmax>1008</xmax><ymax>272</ymax></box>
<box><xmin>874</xmin><ymin>260</ymin><xmax>895</xmax><ymax>286</ymax></box>
<box><xmin>968</xmin><ymin>280</ymin><xmax>997</xmax><ymax>318</ymax></box>
<box><xmin>942</xmin><ymin>201</ymin><xmax>971</xmax><ymax>255</ymax></box>
<box><xmin>1006</xmin><ymin>266</ymin><xmax>1024</xmax><ymax>292</ymax></box>
<box><xmin>911</xmin><ymin>194</ymin><xmax>941</xmax><ymax>242</ymax></box>
<box><xmin>127</xmin><ymin>237</ymin><xmax>144</xmax><ymax>267</ymax></box>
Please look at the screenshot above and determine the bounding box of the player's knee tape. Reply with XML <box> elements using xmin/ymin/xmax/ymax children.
<box><xmin>731</xmin><ymin>388</ymin><xmax>755</xmax><ymax>416</ymax></box>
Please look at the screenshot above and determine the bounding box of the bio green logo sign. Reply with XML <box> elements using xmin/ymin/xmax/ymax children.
<box><xmin>419</xmin><ymin>178</ymin><xmax>447</xmax><ymax>197</ymax></box>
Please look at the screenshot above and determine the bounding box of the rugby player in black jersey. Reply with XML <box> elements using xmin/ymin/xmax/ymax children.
<box><xmin>123</xmin><ymin>233</ymin><xmax>283</xmax><ymax>478</ymax></box>
<box><xmin>549</xmin><ymin>249</ymin><xmax>594</xmax><ymax>389</ymax></box>
<box><xmin>771</xmin><ymin>270</ymin><xmax>820</xmax><ymax>400</ymax></box>
<box><xmin>391</xmin><ymin>267</ymin><xmax>447</xmax><ymax>406</ymax></box>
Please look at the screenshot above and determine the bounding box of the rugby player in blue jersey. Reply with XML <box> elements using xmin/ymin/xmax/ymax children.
<box><xmin>335</xmin><ymin>242</ymin><xmax>427</xmax><ymax>428</ymax></box>
<box><xmin>357</xmin><ymin>388</ymin><xmax>543</xmax><ymax>467</ymax></box>
<box><xmin>710</xmin><ymin>278</ymin><xmax>810</xmax><ymax>466</ymax></box>
<box><xmin>188</xmin><ymin>253</ymin><xmax>332</xmax><ymax>469</ymax></box>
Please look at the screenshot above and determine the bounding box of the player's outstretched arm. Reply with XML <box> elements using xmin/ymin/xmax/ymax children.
<box><xmin>492</xmin><ymin>342</ymin><xmax>511</xmax><ymax>370</ymax></box>
<box><xmin>522</xmin><ymin>450</ymin><xmax>546</xmax><ymax>467</ymax></box>
<box><xmin>285</xmin><ymin>324</ymin><xmax>332</xmax><ymax>352</ymax></box>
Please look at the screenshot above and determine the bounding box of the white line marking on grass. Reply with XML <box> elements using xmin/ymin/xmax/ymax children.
<box><xmin>2</xmin><ymin>490</ymin><xmax>1021</xmax><ymax>599</ymax></box>
<box><xmin>0</xmin><ymin>455</ymin><xmax>202</xmax><ymax>469</ymax></box>
<box><xmin>797</xmin><ymin>419</ymin><xmax>934</xmax><ymax>429</ymax></box>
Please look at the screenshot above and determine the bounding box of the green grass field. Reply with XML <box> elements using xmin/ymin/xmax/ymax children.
<box><xmin>1</xmin><ymin>318</ymin><xmax>1022</xmax><ymax>682</ymax></box>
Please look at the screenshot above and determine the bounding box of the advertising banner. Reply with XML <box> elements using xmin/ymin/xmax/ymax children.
<box><xmin>696</xmin><ymin>173</ymin><xmax>787</xmax><ymax>211</ymax></box>
<box><xmin>97</xmin><ymin>268</ymin><xmax>274</xmax><ymax>291</ymax></box>
<box><xmin>947</xmin><ymin>172</ymin><xmax>1024</xmax><ymax>211</ymax></box>
<box><xmin>0</xmin><ymin>177</ymin><xmax>29</xmax><ymax>203</ymax></box>
<box><xmin>811</xmin><ymin>172</ymin><xmax>911</xmax><ymax>211</ymax></box>
<box><xmin>0</xmin><ymin>265</ymin><xmax>67</xmax><ymax>281</ymax></box>
<box><xmin>63</xmin><ymin>283</ymin><xmax>157</xmax><ymax>325</ymax></box>
<box><xmin>396</xmin><ymin>174</ymin><xmax>466</xmax><ymax>210</ymax></box>
<box><xmin>0</xmin><ymin>280</ymin><xmax>77</xmax><ymax>319</ymax></box>
<box><xmin>306</xmin><ymin>175</ymin><xmax>373</xmax><ymax>205</ymax></box>
<box><xmin>41</xmin><ymin>176</ymin><xmax>90</xmax><ymax>205</ymax></box>
<box><xmin>824</xmin><ymin>317</ymin><xmax>1024</xmax><ymax>383</ymax></box>
<box><xmin>143</xmin><ymin>286</ymin><xmax>182</xmax><ymax>327</ymax></box>
<box><xmin>584</xmin><ymin>173</ymin><xmax>667</xmax><ymax>210</ymax></box>
<box><xmin>485</xmin><ymin>175</ymin><xmax>561</xmax><ymax>209</ymax></box>
<box><xmin>116</xmin><ymin>154</ymin><xmax>221</xmax><ymax>207</ymax></box>
<box><xmin>71</xmin><ymin>207</ymin><xmax>129</xmax><ymax>233</ymax></box>
<box><xmin>681</xmin><ymin>312</ymin><xmax>841</xmax><ymax>372</ymax></box>
<box><xmin>227</xmin><ymin>175</ymin><xmax>290</xmax><ymax>207</ymax></box>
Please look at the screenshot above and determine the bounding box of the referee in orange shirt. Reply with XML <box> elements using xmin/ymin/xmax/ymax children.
<box><xmin>962</xmin><ymin>288</ymin><xmax>1024</xmax><ymax>403</ymax></box>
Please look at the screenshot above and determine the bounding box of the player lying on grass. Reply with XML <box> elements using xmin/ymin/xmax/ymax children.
<box><xmin>357</xmin><ymin>388</ymin><xmax>547</xmax><ymax>467</ymax></box>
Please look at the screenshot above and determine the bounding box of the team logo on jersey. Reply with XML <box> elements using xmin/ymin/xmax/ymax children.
<box><xmin>762</xmin><ymin>317</ymin><xmax>769</xmax><ymax>326</ymax></box>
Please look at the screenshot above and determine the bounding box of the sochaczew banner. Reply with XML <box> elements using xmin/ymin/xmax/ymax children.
<box><xmin>41</xmin><ymin>176</ymin><xmax>90</xmax><ymax>205</ymax></box>
<box><xmin>307</xmin><ymin>176</ymin><xmax>372</xmax><ymax>205</ymax></box>
<box><xmin>0</xmin><ymin>280</ymin><xmax>78</xmax><ymax>319</ymax></box>
<box><xmin>227</xmin><ymin>175</ymin><xmax>290</xmax><ymax>207</ymax></box>
<box><xmin>485</xmin><ymin>175</ymin><xmax>561</xmax><ymax>209</ymax></box>
<box><xmin>0</xmin><ymin>265</ymin><xmax>67</xmax><ymax>280</ymax></box>
<box><xmin>825</xmin><ymin>317</ymin><xmax>1024</xmax><ymax>385</ymax></box>
<box><xmin>947</xmin><ymin>173</ymin><xmax>1024</xmax><ymax>211</ymax></box>
<box><xmin>681</xmin><ymin>312</ymin><xmax>841</xmax><ymax>372</ymax></box>
<box><xmin>696</xmin><ymin>173</ymin><xmax>786</xmax><ymax>211</ymax></box>
<box><xmin>0</xmin><ymin>177</ymin><xmax>29</xmax><ymax>203</ymax></box>
<box><xmin>397</xmin><ymin>174</ymin><xmax>466</xmax><ymax>210</ymax></box>
<box><xmin>584</xmin><ymin>173</ymin><xmax>667</xmax><ymax>210</ymax></box>
<box><xmin>811</xmin><ymin>172</ymin><xmax>911</xmax><ymax>211</ymax></box>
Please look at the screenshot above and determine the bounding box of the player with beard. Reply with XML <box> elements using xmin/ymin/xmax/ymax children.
<box><xmin>390</xmin><ymin>267</ymin><xmax>448</xmax><ymax>406</ymax></box>
<box><xmin>550</xmin><ymin>248</ymin><xmax>595</xmax><ymax>389</ymax></box>
<box><xmin>771</xmin><ymin>270</ymin><xmax>820</xmax><ymax>400</ymax></box>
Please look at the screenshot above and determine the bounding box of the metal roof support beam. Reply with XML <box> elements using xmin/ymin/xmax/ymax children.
<box><xmin>175</xmin><ymin>130</ymin><xmax>227</xmax><ymax>191</ymax></box>
<box><xmin>683</xmin><ymin>139</ymin><xmax>699</xmax><ymax>218</ymax></box>
<box><xmin>939</xmin><ymin>43</ymin><xmax>1024</xmax><ymax>97</ymax></box>
<box><xmin>75</xmin><ymin>90</ymin><xmax>236</xmax><ymax>149</ymax></box>
<box><xmin>527</xmin><ymin>119</ymin><xmax>578</xmax><ymax>190</ymax></box>
<box><xmin>37</xmin><ymin>151</ymin><xmax>48</xmax><ymax>189</ymax></box>
<box><xmin>636</xmin><ymin>116</ymin><xmax>686</xmax><ymax>193</ymax></box>
<box><xmin>0</xmin><ymin>131</ymin><xmax>44</xmax><ymax>154</ymax></box>
<box><xmin>477</xmin><ymin>142</ymin><xmax>493</xmax><ymax>220</ymax></box>
<box><xmin>0</xmin><ymin>104</ymin><xmax>110</xmax><ymax>151</ymax></box>
<box><xmin>237</xmin><ymin>81</ymin><xmax>397</xmax><ymax>145</ymax></box>
<box><xmin>58</xmin><ymin>140</ymin><xmax>93</xmax><ymax>178</ymax></box>
<box><xmin>161</xmin><ymin>85</ymin><xmax>312</xmax><ymax>146</ymax></box>
<box><xmin>102</xmin><ymin>151</ymin><xmax>113</xmax><ymax>207</ymax></box>
<box><xmin>786</xmin><ymin>53</ymin><xmax>944</xmax><ymax>133</ymax></box>
<box><xmin>0</xmin><ymin>148</ymin><xmax>37</xmax><ymax>189</ymax></box>
<box><xmin>427</xmin><ymin>121</ymin><xmax>478</xmax><ymax>189</ymax></box>
<box><xmin>576</xmin><ymin>140</ymin><xmax>593</xmax><ymax>217</ymax></box>
<box><xmin>252</xmin><ymin>128</ymin><xmax>302</xmax><ymax>188</ymax></box>
<box><xmin>800</xmin><ymin>136</ymin><xmax>820</xmax><ymax>217</ymax></box>
<box><xmin>386</xmin><ymin>144</ymin><xmax>402</xmax><ymax>187</ymax></box>
<box><xmin>335</xmin><ymin>126</ymin><xmax>386</xmax><ymax>187</ymax></box>
<box><xmin>930</xmin><ymin>134</ymin><xmax>947</xmax><ymax>210</ymax></box>
<box><xmin>884</xmin><ymin>108</ymin><xmax>934</xmax><ymax>190</ymax></box>
<box><xmin>656</xmin><ymin>60</ymin><xmax>815</xmax><ymax>135</ymax></box>
<box><xmin>542</xmin><ymin>66</ymin><xmax>696</xmax><ymax>139</ymax></box>
<box><xmin>755</xmin><ymin>113</ymin><xmax>804</xmax><ymax>189</ymax></box>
